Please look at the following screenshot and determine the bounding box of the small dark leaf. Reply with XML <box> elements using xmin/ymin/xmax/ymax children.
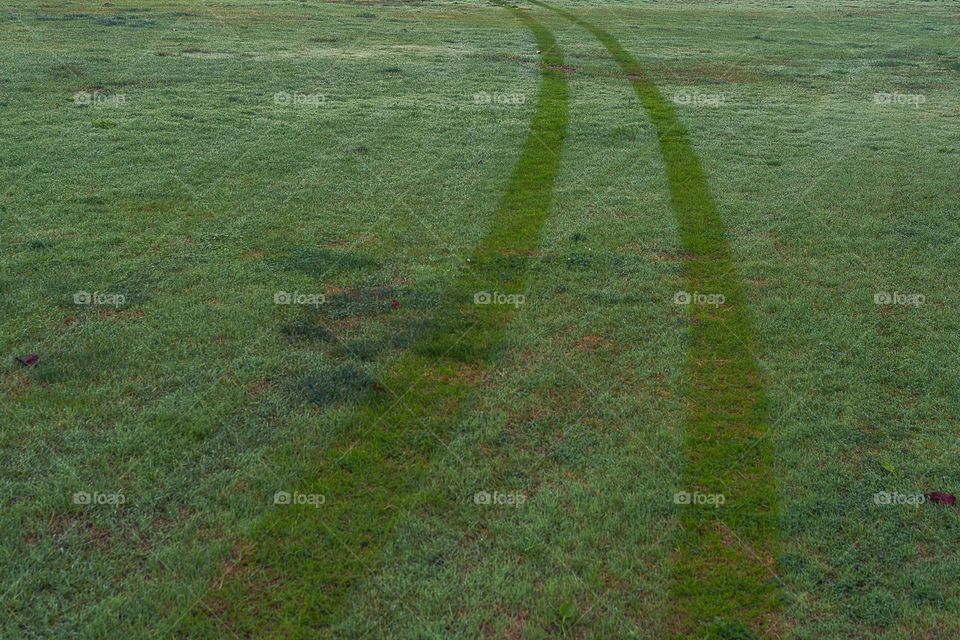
<box><xmin>390</xmin><ymin>299</ymin><xmax>400</xmax><ymax>310</ymax></box>
<box><xmin>925</xmin><ymin>491</ymin><xmax>957</xmax><ymax>506</ymax></box>
<box><xmin>16</xmin><ymin>354</ymin><xmax>39</xmax><ymax>367</ymax></box>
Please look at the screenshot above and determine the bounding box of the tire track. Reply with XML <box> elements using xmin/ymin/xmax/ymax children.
<box><xmin>185</xmin><ymin>6</ymin><xmax>570</xmax><ymax>638</ymax></box>
<box><xmin>528</xmin><ymin>2</ymin><xmax>779</xmax><ymax>637</ymax></box>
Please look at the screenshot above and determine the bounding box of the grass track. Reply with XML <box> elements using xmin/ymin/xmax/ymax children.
<box><xmin>182</xmin><ymin>5</ymin><xmax>570</xmax><ymax>638</ymax></box>
<box><xmin>4</xmin><ymin>2</ymin><xmax>959</xmax><ymax>638</ymax></box>
<box><xmin>529</xmin><ymin>2</ymin><xmax>780</xmax><ymax>637</ymax></box>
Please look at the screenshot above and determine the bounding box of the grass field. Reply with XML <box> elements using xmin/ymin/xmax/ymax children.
<box><xmin>2</xmin><ymin>0</ymin><xmax>959</xmax><ymax>638</ymax></box>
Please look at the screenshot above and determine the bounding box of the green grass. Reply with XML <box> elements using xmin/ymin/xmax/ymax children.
<box><xmin>179</xmin><ymin>3</ymin><xmax>570</xmax><ymax>636</ymax></box>
<box><xmin>2</xmin><ymin>1</ymin><xmax>959</xmax><ymax>638</ymax></box>
<box><xmin>528</xmin><ymin>2</ymin><xmax>778</xmax><ymax>636</ymax></box>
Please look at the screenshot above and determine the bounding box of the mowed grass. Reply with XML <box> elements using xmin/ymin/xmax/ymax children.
<box><xmin>2</xmin><ymin>1</ymin><xmax>548</xmax><ymax>636</ymax></box>
<box><xmin>2</xmin><ymin>1</ymin><xmax>959</xmax><ymax>639</ymax></box>
<box><xmin>181</xmin><ymin>3</ymin><xmax>571</xmax><ymax>637</ymax></box>
<box><xmin>531</xmin><ymin>2</ymin><xmax>779</xmax><ymax>636</ymax></box>
<box><xmin>559</xmin><ymin>1</ymin><xmax>959</xmax><ymax>638</ymax></box>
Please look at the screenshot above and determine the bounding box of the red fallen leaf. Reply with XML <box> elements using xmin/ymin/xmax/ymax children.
<box><xmin>925</xmin><ymin>491</ymin><xmax>957</xmax><ymax>506</ymax></box>
<box><xmin>390</xmin><ymin>299</ymin><xmax>400</xmax><ymax>310</ymax></box>
<box><xmin>16</xmin><ymin>354</ymin><xmax>39</xmax><ymax>367</ymax></box>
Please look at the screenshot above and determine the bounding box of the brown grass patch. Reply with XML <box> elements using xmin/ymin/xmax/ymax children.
<box><xmin>247</xmin><ymin>379</ymin><xmax>272</xmax><ymax>396</ymax></box>
<box><xmin>573</xmin><ymin>334</ymin><xmax>609</xmax><ymax>352</ymax></box>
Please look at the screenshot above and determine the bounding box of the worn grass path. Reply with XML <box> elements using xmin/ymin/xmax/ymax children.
<box><xmin>529</xmin><ymin>2</ymin><xmax>780</xmax><ymax>637</ymax></box>
<box><xmin>183</xmin><ymin>5</ymin><xmax>569</xmax><ymax>638</ymax></box>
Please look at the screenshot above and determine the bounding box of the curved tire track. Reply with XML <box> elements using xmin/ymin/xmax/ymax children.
<box><xmin>185</xmin><ymin>7</ymin><xmax>570</xmax><ymax>638</ymax></box>
<box><xmin>528</xmin><ymin>2</ymin><xmax>779</xmax><ymax>637</ymax></box>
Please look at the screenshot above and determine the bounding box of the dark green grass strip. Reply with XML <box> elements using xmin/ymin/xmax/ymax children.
<box><xmin>529</xmin><ymin>2</ymin><xmax>779</xmax><ymax>638</ymax></box>
<box><xmin>185</xmin><ymin>7</ymin><xmax>569</xmax><ymax>639</ymax></box>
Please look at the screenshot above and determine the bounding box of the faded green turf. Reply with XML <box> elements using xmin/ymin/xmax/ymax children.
<box><xmin>182</xmin><ymin>5</ymin><xmax>570</xmax><ymax>637</ymax></box>
<box><xmin>4</xmin><ymin>2</ymin><xmax>959</xmax><ymax>638</ymax></box>
<box><xmin>530</xmin><ymin>2</ymin><xmax>778</xmax><ymax>637</ymax></box>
